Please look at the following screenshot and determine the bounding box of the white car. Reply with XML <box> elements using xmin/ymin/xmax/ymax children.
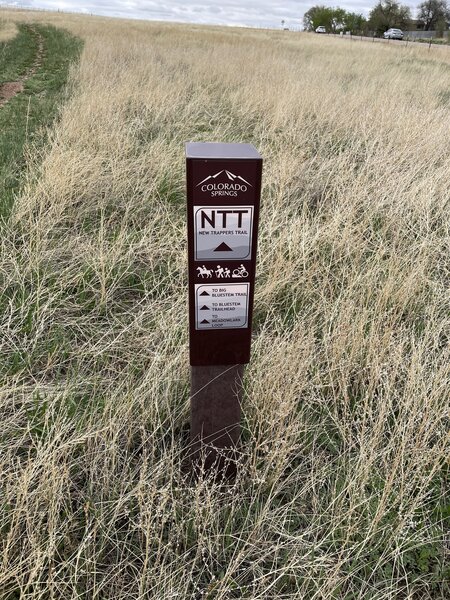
<box><xmin>383</xmin><ymin>28</ymin><xmax>404</xmax><ymax>40</ymax></box>
<box><xmin>315</xmin><ymin>26</ymin><xmax>327</xmax><ymax>34</ymax></box>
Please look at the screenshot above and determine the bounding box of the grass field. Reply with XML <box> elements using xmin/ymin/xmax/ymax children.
<box><xmin>0</xmin><ymin>9</ymin><xmax>449</xmax><ymax>599</ymax></box>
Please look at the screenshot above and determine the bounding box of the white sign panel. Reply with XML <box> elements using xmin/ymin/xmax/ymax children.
<box><xmin>194</xmin><ymin>206</ymin><xmax>253</xmax><ymax>261</ymax></box>
<box><xmin>195</xmin><ymin>283</ymin><xmax>250</xmax><ymax>330</ymax></box>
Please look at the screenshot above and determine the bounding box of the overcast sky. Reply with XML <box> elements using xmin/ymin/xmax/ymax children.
<box><xmin>1</xmin><ymin>1</ymin><xmax>420</xmax><ymax>29</ymax></box>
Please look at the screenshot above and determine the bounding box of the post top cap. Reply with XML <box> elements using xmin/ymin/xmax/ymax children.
<box><xmin>186</xmin><ymin>142</ymin><xmax>261</xmax><ymax>160</ymax></box>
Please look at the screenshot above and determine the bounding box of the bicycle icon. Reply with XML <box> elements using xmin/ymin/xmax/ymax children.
<box><xmin>232</xmin><ymin>264</ymin><xmax>249</xmax><ymax>278</ymax></box>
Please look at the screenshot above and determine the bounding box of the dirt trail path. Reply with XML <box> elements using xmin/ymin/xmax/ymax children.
<box><xmin>0</xmin><ymin>27</ymin><xmax>45</xmax><ymax>108</ymax></box>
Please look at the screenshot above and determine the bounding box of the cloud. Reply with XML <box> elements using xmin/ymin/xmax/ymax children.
<box><xmin>1</xmin><ymin>0</ymin><xmax>419</xmax><ymax>28</ymax></box>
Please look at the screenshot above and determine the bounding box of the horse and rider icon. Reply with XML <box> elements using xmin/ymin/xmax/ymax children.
<box><xmin>196</xmin><ymin>264</ymin><xmax>249</xmax><ymax>279</ymax></box>
<box><xmin>196</xmin><ymin>265</ymin><xmax>213</xmax><ymax>278</ymax></box>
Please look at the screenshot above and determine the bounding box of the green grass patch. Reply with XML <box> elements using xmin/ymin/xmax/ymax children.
<box><xmin>0</xmin><ymin>23</ymin><xmax>82</xmax><ymax>221</ymax></box>
<box><xmin>0</xmin><ymin>23</ymin><xmax>36</xmax><ymax>79</ymax></box>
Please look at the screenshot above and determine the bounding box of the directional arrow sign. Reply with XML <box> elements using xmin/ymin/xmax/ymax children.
<box><xmin>195</xmin><ymin>284</ymin><xmax>250</xmax><ymax>330</ymax></box>
<box><xmin>194</xmin><ymin>206</ymin><xmax>253</xmax><ymax>261</ymax></box>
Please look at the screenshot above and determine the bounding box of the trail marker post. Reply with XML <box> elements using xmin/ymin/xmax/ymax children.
<box><xmin>186</xmin><ymin>142</ymin><xmax>263</xmax><ymax>474</ymax></box>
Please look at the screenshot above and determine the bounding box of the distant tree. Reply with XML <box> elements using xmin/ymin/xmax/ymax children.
<box><xmin>436</xmin><ymin>16</ymin><xmax>448</xmax><ymax>35</ymax></box>
<box><xmin>303</xmin><ymin>5</ymin><xmax>363</xmax><ymax>32</ymax></box>
<box><xmin>343</xmin><ymin>12</ymin><xmax>369</xmax><ymax>33</ymax></box>
<box><xmin>417</xmin><ymin>0</ymin><xmax>450</xmax><ymax>30</ymax></box>
<box><xmin>330</xmin><ymin>7</ymin><xmax>347</xmax><ymax>32</ymax></box>
<box><xmin>369</xmin><ymin>0</ymin><xmax>412</xmax><ymax>34</ymax></box>
<box><xmin>303</xmin><ymin>5</ymin><xmax>336</xmax><ymax>31</ymax></box>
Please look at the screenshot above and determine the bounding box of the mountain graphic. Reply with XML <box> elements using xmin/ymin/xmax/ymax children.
<box><xmin>214</xmin><ymin>242</ymin><xmax>233</xmax><ymax>252</ymax></box>
<box><xmin>197</xmin><ymin>170</ymin><xmax>252</xmax><ymax>187</ymax></box>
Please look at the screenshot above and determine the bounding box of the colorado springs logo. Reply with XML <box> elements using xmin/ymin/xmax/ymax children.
<box><xmin>197</xmin><ymin>170</ymin><xmax>252</xmax><ymax>197</ymax></box>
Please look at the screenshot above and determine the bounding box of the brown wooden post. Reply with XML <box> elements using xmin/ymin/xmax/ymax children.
<box><xmin>190</xmin><ymin>364</ymin><xmax>244</xmax><ymax>474</ymax></box>
<box><xmin>185</xmin><ymin>143</ymin><xmax>263</xmax><ymax>475</ymax></box>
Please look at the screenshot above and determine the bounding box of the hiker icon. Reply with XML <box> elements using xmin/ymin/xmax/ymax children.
<box><xmin>215</xmin><ymin>266</ymin><xmax>231</xmax><ymax>278</ymax></box>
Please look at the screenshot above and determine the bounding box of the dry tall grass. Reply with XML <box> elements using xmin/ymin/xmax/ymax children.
<box><xmin>0</xmin><ymin>9</ymin><xmax>449</xmax><ymax>599</ymax></box>
<box><xmin>0</xmin><ymin>18</ymin><xmax>17</xmax><ymax>42</ymax></box>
